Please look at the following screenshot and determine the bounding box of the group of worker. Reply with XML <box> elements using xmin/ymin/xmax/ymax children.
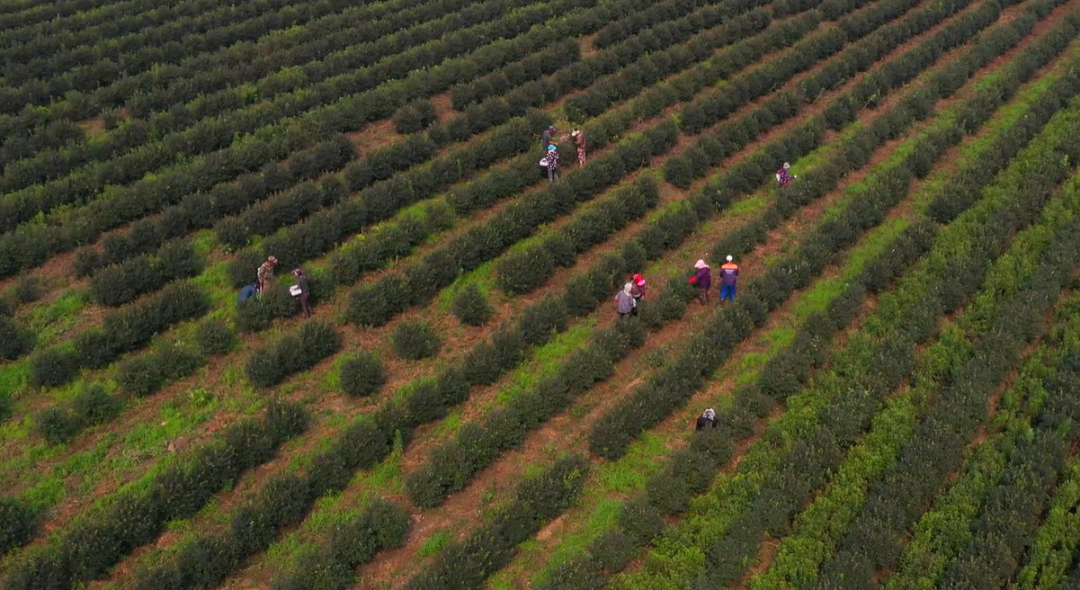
<box><xmin>236</xmin><ymin>255</ymin><xmax>312</xmax><ymax>318</ymax></box>
<box><xmin>540</xmin><ymin>125</ymin><xmax>587</xmax><ymax>182</ymax></box>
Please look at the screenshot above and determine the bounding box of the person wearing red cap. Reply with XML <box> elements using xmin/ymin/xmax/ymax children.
<box><xmin>630</xmin><ymin>273</ymin><xmax>646</xmax><ymax>315</ymax></box>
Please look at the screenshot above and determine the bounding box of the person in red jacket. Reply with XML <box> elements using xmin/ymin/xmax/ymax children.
<box><xmin>688</xmin><ymin>259</ymin><xmax>711</xmax><ymax>304</ymax></box>
<box><xmin>630</xmin><ymin>273</ymin><xmax>646</xmax><ymax>315</ymax></box>
<box><xmin>719</xmin><ymin>255</ymin><xmax>739</xmax><ymax>304</ymax></box>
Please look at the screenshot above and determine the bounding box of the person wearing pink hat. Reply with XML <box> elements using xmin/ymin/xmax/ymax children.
<box><xmin>688</xmin><ymin>259</ymin><xmax>711</xmax><ymax>304</ymax></box>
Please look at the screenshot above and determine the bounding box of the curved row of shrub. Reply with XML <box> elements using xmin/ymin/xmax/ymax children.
<box><xmin>808</xmin><ymin>184</ymin><xmax>1080</xmax><ymax>590</ymax></box>
<box><xmin>220</xmin><ymin>112</ymin><xmax>547</xmax><ymax>287</ymax></box>
<box><xmin>536</xmin><ymin>35</ymin><xmax>1080</xmax><ymax>587</ymax></box>
<box><xmin>586</xmin><ymin>0</ymin><xmax>1076</xmax><ymax>460</ymax></box>
<box><xmin>661</xmin><ymin>0</ymin><xmax>991</xmax><ymax>187</ymax></box>
<box><xmin>0</xmin><ymin>0</ymin><xmax>586</xmax><ymax>230</ymax></box>
<box><xmin>26</xmin><ymin>281</ymin><xmax>211</xmax><ymax>389</ymax></box>
<box><xmin>0</xmin><ymin>400</ymin><xmax>310</xmax><ymax>590</ymax></box>
<box><xmin>394</xmin><ymin>0</ymin><xmax>1011</xmax><ymax>507</ymax></box>
<box><xmin>402</xmin><ymin>0</ymin><xmax>1030</xmax><ymax>513</ymax></box>
<box><xmin>74</xmin><ymin>0</ymin><xmax>743</xmax><ymax>278</ymax></box>
<box><xmin>0</xmin><ymin>0</ymin><xmax>491</xmax><ymax>195</ymax></box>
<box><xmin>493</xmin><ymin>175</ymin><xmax>662</xmax><ymax>295</ymax></box>
<box><xmin>1012</xmin><ymin>457</ymin><xmax>1080</xmax><ymax>590</ymax></box>
<box><xmin>166</xmin><ymin>0</ymin><xmax>774</xmax><ymax>288</ymax></box>
<box><xmin>611</xmin><ymin>73</ymin><xmax>1080</xmax><ymax>590</ymax></box>
<box><xmin>876</xmin><ymin>286</ymin><xmax>1080</xmax><ymax>590</ymax></box>
<box><xmin>262</xmin><ymin>500</ymin><xmax>411</xmax><ymax>590</ymax></box>
<box><xmin>0</xmin><ymin>0</ymin><xmax>467</xmax><ymax>168</ymax></box>
<box><xmin>86</xmin><ymin>239</ymin><xmax>203</xmax><ymax>307</ymax></box>
<box><xmin>399</xmin><ymin>456</ymin><xmax>589</xmax><ymax>590</ymax></box>
<box><xmin>125</xmin><ymin>0</ymin><xmax>539</xmax><ymax>119</ymax></box>
<box><xmin>746</xmin><ymin>160</ymin><xmax>1080</xmax><ymax>590</ymax></box>
<box><xmin>0</xmin><ymin>0</ymin><xmax>561</xmax><ymax>234</ymax></box>
<box><xmin>0</xmin><ymin>0</ymin><xmax>669</xmax><ymax>278</ymax></box>
<box><xmin>26</xmin><ymin>318</ymin><xmax>237</xmax><ymax>443</ymax></box>
<box><xmin>243</xmin><ymin>321</ymin><xmax>342</xmax><ymax>389</ymax></box>
<box><xmin>491</xmin><ymin>0</ymin><xmax>989</xmax><ymax>297</ymax></box>
<box><xmin>446</xmin><ymin>38</ymin><xmax>582</xmax><ymax>112</ymax></box>
<box><xmin>0</xmin><ymin>0</ymin><xmax>348</xmax><ymax>117</ymax></box>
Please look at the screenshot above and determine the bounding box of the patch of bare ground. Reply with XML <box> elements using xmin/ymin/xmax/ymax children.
<box><xmin>579</xmin><ymin>34</ymin><xmax>598</xmax><ymax>58</ymax></box>
<box><xmin>78</xmin><ymin>117</ymin><xmax>106</xmax><ymax>136</ymax></box>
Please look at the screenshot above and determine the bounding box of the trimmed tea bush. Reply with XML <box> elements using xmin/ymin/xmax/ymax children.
<box><xmin>392</xmin><ymin>321</ymin><xmax>441</xmax><ymax>360</ymax></box>
<box><xmin>339</xmin><ymin>352</ymin><xmax>388</xmax><ymax>398</ymax></box>
<box><xmin>245</xmin><ymin>321</ymin><xmax>343</xmax><ymax>388</ymax></box>
<box><xmin>193</xmin><ymin>318</ymin><xmax>238</xmax><ymax>356</ymax></box>
<box><xmin>452</xmin><ymin>283</ymin><xmax>495</xmax><ymax>326</ymax></box>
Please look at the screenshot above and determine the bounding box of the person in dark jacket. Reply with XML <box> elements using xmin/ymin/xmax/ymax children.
<box><xmin>545</xmin><ymin>144</ymin><xmax>560</xmax><ymax>182</ymax></box>
<box><xmin>696</xmin><ymin>408</ymin><xmax>718</xmax><ymax>430</ymax></box>
<box><xmin>542</xmin><ymin>125</ymin><xmax>555</xmax><ymax>151</ymax></box>
<box><xmin>719</xmin><ymin>255</ymin><xmax>739</xmax><ymax>304</ymax></box>
<box><xmin>688</xmin><ymin>259</ymin><xmax>711</xmax><ymax>304</ymax></box>
<box><xmin>237</xmin><ymin>283</ymin><xmax>258</xmax><ymax>303</ymax></box>
<box><xmin>292</xmin><ymin>268</ymin><xmax>312</xmax><ymax>317</ymax></box>
<box><xmin>615</xmin><ymin>282</ymin><xmax>636</xmax><ymax>318</ymax></box>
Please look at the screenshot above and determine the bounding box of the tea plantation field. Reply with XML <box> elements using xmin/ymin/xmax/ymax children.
<box><xmin>3</xmin><ymin>0</ymin><xmax>1080</xmax><ymax>587</ymax></box>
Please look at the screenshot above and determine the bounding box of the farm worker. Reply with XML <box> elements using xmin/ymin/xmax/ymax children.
<box><xmin>615</xmin><ymin>282</ymin><xmax>636</xmax><ymax>318</ymax></box>
<box><xmin>688</xmin><ymin>259</ymin><xmax>711</xmax><ymax>304</ymax></box>
<box><xmin>696</xmin><ymin>408</ymin><xmax>718</xmax><ymax>431</ymax></box>
<box><xmin>719</xmin><ymin>255</ymin><xmax>739</xmax><ymax>303</ymax></box>
<box><xmin>292</xmin><ymin>268</ymin><xmax>312</xmax><ymax>317</ymax></box>
<box><xmin>237</xmin><ymin>283</ymin><xmax>258</xmax><ymax>304</ymax></box>
<box><xmin>571</xmin><ymin>129</ymin><xmax>587</xmax><ymax>166</ymax></box>
<box><xmin>630</xmin><ymin>273</ymin><xmax>646</xmax><ymax>315</ymax></box>
<box><xmin>776</xmin><ymin>162</ymin><xmax>796</xmax><ymax>188</ymax></box>
<box><xmin>542</xmin><ymin>125</ymin><xmax>555</xmax><ymax>151</ymax></box>
<box><xmin>257</xmin><ymin>256</ymin><xmax>277</xmax><ymax>292</ymax></box>
<box><xmin>545</xmin><ymin>144</ymin><xmax>560</xmax><ymax>182</ymax></box>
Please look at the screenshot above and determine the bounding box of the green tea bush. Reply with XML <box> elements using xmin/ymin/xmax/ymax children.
<box><xmin>393</xmin><ymin>100</ymin><xmax>438</xmax><ymax>134</ymax></box>
<box><xmin>33</xmin><ymin>407</ymin><xmax>81</xmax><ymax>446</ymax></box>
<box><xmin>29</xmin><ymin>348</ymin><xmax>79</xmax><ymax>388</ymax></box>
<box><xmin>391</xmin><ymin>321</ymin><xmax>441</xmax><ymax>360</ymax></box>
<box><xmin>0</xmin><ymin>497</ymin><xmax>36</xmax><ymax>555</ymax></box>
<box><xmin>246</xmin><ymin>321</ymin><xmax>343</xmax><ymax>388</ymax></box>
<box><xmin>403</xmin><ymin>456</ymin><xmax>589</xmax><ymax>590</ymax></box>
<box><xmin>193</xmin><ymin>318</ymin><xmax>238</xmax><ymax>356</ymax></box>
<box><xmin>339</xmin><ymin>352</ymin><xmax>387</xmax><ymax>398</ymax></box>
<box><xmin>452</xmin><ymin>283</ymin><xmax>495</xmax><ymax>326</ymax></box>
<box><xmin>0</xmin><ymin>316</ymin><xmax>33</xmax><ymax>360</ymax></box>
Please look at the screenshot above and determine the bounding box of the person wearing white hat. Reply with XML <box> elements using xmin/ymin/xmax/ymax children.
<box><xmin>719</xmin><ymin>255</ymin><xmax>739</xmax><ymax>303</ymax></box>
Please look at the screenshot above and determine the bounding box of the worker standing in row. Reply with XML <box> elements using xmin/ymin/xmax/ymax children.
<box><xmin>719</xmin><ymin>255</ymin><xmax>738</xmax><ymax>304</ymax></box>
